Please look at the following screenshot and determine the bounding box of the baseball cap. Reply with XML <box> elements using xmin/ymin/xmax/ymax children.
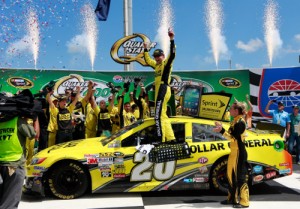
<box><xmin>293</xmin><ymin>105</ymin><xmax>299</xmax><ymax>109</ymax></box>
<box><xmin>51</xmin><ymin>96</ymin><xmax>58</xmax><ymax>102</ymax></box>
<box><xmin>278</xmin><ymin>102</ymin><xmax>284</xmax><ymax>106</ymax></box>
<box><xmin>57</xmin><ymin>96</ymin><xmax>68</xmax><ymax>102</ymax></box>
<box><xmin>152</xmin><ymin>49</ymin><xmax>164</xmax><ymax>57</ymax></box>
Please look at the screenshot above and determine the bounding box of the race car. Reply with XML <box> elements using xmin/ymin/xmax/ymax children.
<box><xmin>24</xmin><ymin>116</ymin><xmax>293</xmax><ymax>199</ymax></box>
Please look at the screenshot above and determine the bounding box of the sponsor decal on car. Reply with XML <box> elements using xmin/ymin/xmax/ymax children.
<box><xmin>113</xmin><ymin>174</ymin><xmax>126</xmax><ymax>178</ymax></box>
<box><xmin>99</xmin><ymin>152</ymin><xmax>114</xmax><ymax>157</ymax></box>
<box><xmin>98</xmin><ymin>157</ymin><xmax>114</xmax><ymax>166</ymax></box>
<box><xmin>244</xmin><ymin>139</ymin><xmax>274</xmax><ymax>148</ymax></box>
<box><xmin>84</xmin><ymin>154</ymin><xmax>99</xmax><ymax>158</ymax></box>
<box><xmin>273</xmin><ymin>140</ymin><xmax>285</xmax><ymax>152</ymax></box>
<box><xmin>199</xmin><ymin>165</ymin><xmax>208</xmax><ymax>174</ymax></box>
<box><xmin>32</xmin><ymin>172</ymin><xmax>43</xmax><ymax>177</ymax></box>
<box><xmin>183</xmin><ymin>178</ymin><xmax>193</xmax><ymax>183</ymax></box>
<box><xmin>114</xmin><ymin>158</ymin><xmax>124</xmax><ymax>165</ymax></box>
<box><xmin>279</xmin><ymin>162</ymin><xmax>290</xmax><ymax>166</ymax></box>
<box><xmin>190</xmin><ymin>143</ymin><xmax>226</xmax><ymax>153</ymax></box>
<box><xmin>253</xmin><ymin>175</ymin><xmax>264</xmax><ymax>182</ymax></box>
<box><xmin>265</xmin><ymin>171</ymin><xmax>277</xmax><ymax>179</ymax></box>
<box><xmin>253</xmin><ymin>165</ymin><xmax>263</xmax><ymax>174</ymax></box>
<box><xmin>101</xmin><ymin>171</ymin><xmax>112</xmax><ymax>177</ymax></box>
<box><xmin>87</xmin><ymin>158</ymin><xmax>99</xmax><ymax>164</ymax></box>
<box><xmin>114</xmin><ymin>164</ymin><xmax>125</xmax><ymax>172</ymax></box>
<box><xmin>33</xmin><ymin>166</ymin><xmax>46</xmax><ymax>171</ymax></box>
<box><xmin>113</xmin><ymin>152</ymin><xmax>125</xmax><ymax>157</ymax></box>
<box><xmin>198</xmin><ymin>157</ymin><xmax>208</xmax><ymax>164</ymax></box>
<box><xmin>279</xmin><ymin>168</ymin><xmax>291</xmax><ymax>174</ymax></box>
<box><xmin>99</xmin><ymin>166</ymin><xmax>111</xmax><ymax>171</ymax></box>
<box><xmin>193</xmin><ymin>177</ymin><xmax>208</xmax><ymax>183</ymax></box>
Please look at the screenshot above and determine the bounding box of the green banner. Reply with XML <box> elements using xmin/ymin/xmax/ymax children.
<box><xmin>0</xmin><ymin>69</ymin><xmax>250</xmax><ymax>108</ymax></box>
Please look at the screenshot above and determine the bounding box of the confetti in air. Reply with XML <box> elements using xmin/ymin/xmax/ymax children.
<box><xmin>81</xmin><ymin>3</ymin><xmax>98</xmax><ymax>71</ymax></box>
<box><xmin>155</xmin><ymin>0</ymin><xmax>174</xmax><ymax>56</ymax></box>
<box><xmin>264</xmin><ymin>0</ymin><xmax>282</xmax><ymax>67</ymax></box>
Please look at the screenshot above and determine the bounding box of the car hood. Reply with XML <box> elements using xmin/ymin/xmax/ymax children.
<box><xmin>35</xmin><ymin>137</ymin><xmax>105</xmax><ymax>159</ymax></box>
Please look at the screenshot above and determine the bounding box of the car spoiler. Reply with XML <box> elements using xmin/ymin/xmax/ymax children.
<box><xmin>254</xmin><ymin>121</ymin><xmax>285</xmax><ymax>137</ymax></box>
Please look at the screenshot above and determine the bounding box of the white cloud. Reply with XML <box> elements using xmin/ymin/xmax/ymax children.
<box><xmin>283</xmin><ymin>47</ymin><xmax>300</xmax><ymax>54</ymax></box>
<box><xmin>66</xmin><ymin>33</ymin><xmax>88</xmax><ymax>54</ymax></box>
<box><xmin>236</xmin><ymin>38</ymin><xmax>263</xmax><ymax>53</ymax></box>
<box><xmin>6</xmin><ymin>35</ymin><xmax>31</xmax><ymax>56</ymax></box>
<box><xmin>294</xmin><ymin>34</ymin><xmax>300</xmax><ymax>42</ymax></box>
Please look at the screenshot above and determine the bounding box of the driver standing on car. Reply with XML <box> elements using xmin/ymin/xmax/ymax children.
<box><xmin>143</xmin><ymin>28</ymin><xmax>176</xmax><ymax>143</ymax></box>
<box><xmin>213</xmin><ymin>102</ymin><xmax>249</xmax><ymax>208</ymax></box>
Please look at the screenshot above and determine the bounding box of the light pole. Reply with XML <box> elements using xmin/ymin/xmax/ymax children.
<box><xmin>124</xmin><ymin>0</ymin><xmax>133</xmax><ymax>71</ymax></box>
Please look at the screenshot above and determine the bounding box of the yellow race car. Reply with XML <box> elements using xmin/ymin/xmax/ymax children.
<box><xmin>24</xmin><ymin>116</ymin><xmax>292</xmax><ymax>199</ymax></box>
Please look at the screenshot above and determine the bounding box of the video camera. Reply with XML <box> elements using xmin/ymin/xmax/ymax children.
<box><xmin>123</xmin><ymin>81</ymin><xmax>130</xmax><ymax>93</ymax></box>
<box><xmin>134</xmin><ymin>78</ymin><xmax>141</xmax><ymax>88</ymax></box>
<box><xmin>106</xmin><ymin>82</ymin><xmax>121</xmax><ymax>94</ymax></box>
<box><xmin>34</xmin><ymin>80</ymin><xmax>56</xmax><ymax>98</ymax></box>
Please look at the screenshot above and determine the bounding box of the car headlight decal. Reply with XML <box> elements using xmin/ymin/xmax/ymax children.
<box><xmin>31</xmin><ymin>157</ymin><xmax>47</xmax><ymax>165</ymax></box>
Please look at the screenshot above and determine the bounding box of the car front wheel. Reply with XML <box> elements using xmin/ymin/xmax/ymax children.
<box><xmin>47</xmin><ymin>161</ymin><xmax>89</xmax><ymax>199</ymax></box>
<box><xmin>210</xmin><ymin>158</ymin><xmax>229</xmax><ymax>194</ymax></box>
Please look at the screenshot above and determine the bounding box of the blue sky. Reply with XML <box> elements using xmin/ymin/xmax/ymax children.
<box><xmin>1</xmin><ymin>0</ymin><xmax>300</xmax><ymax>71</ymax></box>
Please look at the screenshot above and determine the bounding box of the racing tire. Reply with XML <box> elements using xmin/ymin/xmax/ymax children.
<box><xmin>210</xmin><ymin>158</ymin><xmax>229</xmax><ymax>194</ymax></box>
<box><xmin>47</xmin><ymin>161</ymin><xmax>89</xmax><ymax>199</ymax></box>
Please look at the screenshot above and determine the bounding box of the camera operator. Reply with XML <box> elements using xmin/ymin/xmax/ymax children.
<box><xmin>0</xmin><ymin>91</ymin><xmax>36</xmax><ymax>208</ymax></box>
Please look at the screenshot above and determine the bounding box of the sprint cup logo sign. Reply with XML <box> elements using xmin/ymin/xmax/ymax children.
<box><xmin>110</xmin><ymin>33</ymin><xmax>157</xmax><ymax>66</ymax></box>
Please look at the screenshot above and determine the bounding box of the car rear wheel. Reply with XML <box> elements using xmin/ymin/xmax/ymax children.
<box><xmin>47</xmin><ymin>161</ymin><xmax>89</xmax><ymax>199</ymax></box>
<box><xmin>210</xmin><ymin>158</ymin><xmax>229</xmax><ymax>194</ymax></box>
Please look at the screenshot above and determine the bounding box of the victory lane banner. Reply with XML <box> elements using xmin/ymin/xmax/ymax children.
<box><xmin>0</xmin><ymin>68</ymin><xmax>249</xmax><ymax>118</ymax></box>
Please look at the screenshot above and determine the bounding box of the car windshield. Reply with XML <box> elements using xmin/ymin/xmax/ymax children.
<box><xmin>100</xmin><ymin>119</ymin><xmax>144</xmax><ymax>146</ymax></box>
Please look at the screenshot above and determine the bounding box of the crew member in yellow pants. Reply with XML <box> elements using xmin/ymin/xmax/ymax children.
<box><xmin>213</xmin><ymin>102</ymin><xmax>249</xmax><ymax>208</ymax></box>
<box><xmin>25</xmin><ymin>117</ymin><xmax>39</xmax><ymax>165</ymax></box>
<box><xmin>144</xmin><ymin>28</ymin><xmax>176</xmax><ymax>142</ymax></box>
<box><xmin>85</xmin><ymin>102</ymin><xmax>97</xmax><ymax>138</ymax></box>
<box><xmin>47</xmin><ymin>96</ymin><xmax>58</xmax><ymax>147</ymax></box>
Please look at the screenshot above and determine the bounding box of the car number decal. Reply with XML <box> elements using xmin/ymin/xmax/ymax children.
<box><xmin>130</xmin><ymin>152</ymin><xmax>176</xmax><ymax>182</ymax></box>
